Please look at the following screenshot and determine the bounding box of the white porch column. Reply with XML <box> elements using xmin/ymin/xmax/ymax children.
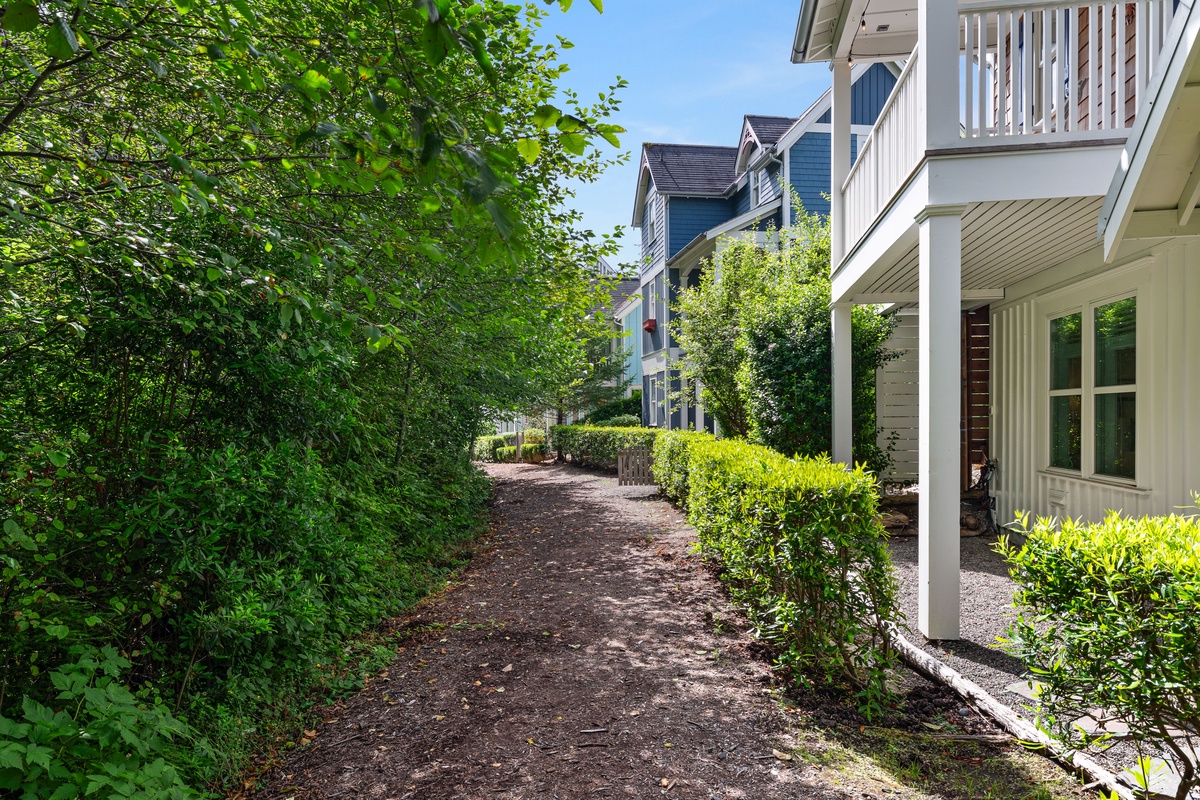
<box><xmin>916</xmin><ymin>205</ymin><xmax>965</xmax><ymax>641</ymax></box>
<box><xmin>831</xmin><ymin>59</ymin><xmax>852</xmax><ymax>265</ymax></box>
<box><xmin>831</xmin><ymin>302</ymin><xmax>853</xmax><ymax>465</ymax></box>
<box><xmin>919</xmin><ymin>0</ymin><xmax>960</xmax><ymax>149</ymax></box>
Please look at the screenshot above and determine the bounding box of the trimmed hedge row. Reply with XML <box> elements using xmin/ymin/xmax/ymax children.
<box><xmin>1001</xmin><ymin>510</ymin><xmax>1200</xmax><ymax>789</ymax></box>
<box><xmin>601</xmin><ymin>414</ymin><xmax>642</xmax><ymax>428</ymax></box>
<box><xmin>652</xmin><ymin>430</ymin><xmax>898</xmax><ymax>713</ymax></box>
<box><xmin>550</xmin><ymin>425</ymin><xmax>659</xmax><ymax>469</ymax></box>
<box><xmin>475</xmin><ymin>435</ymin><xmax>507</xmax><ymax>462</ymax></box>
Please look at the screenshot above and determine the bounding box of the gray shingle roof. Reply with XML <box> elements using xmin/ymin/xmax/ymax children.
<box><xmin>643</xmin><ymin>143</ymin><xmax>738</xmax><ymax>196</ymax></box>
<box><xmin>744</xmin><ymin>115</ymin><xmax>799</xmax><ymax>146</ymax></box>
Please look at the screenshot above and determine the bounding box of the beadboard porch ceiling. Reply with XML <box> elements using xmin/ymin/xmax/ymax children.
<box><xmin>845</xmin><ymin>195</ymin><xmax>1104</xmax><ymax>300</ymax></box>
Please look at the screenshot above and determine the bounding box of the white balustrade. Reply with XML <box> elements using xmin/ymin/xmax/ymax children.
<box><xmin>839</xmin><ymin>0</ymin><xmax>1179</xmax><ymax>257</ymax></box>
<box><xmin>841</xmin><ymin>48</ymin><xmax>924</xmax><ymax>251</ymax></box>
<box><xmin>959</xmin><ymin>0</ymin><xmax>1177</xmax><ymax>138</ymax></box>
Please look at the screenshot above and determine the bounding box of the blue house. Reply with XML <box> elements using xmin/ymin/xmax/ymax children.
<box><xmin>631</xmin><ymin>63</ymin><xmax>898</xmax><ymax>430</ymax></box>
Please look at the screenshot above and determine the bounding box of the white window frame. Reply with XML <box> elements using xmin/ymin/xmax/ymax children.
<box><xmin>648</xmin><ymin>376</ymin><xmax>658</xmax><ymax>426</ymax></box>
<box><xmin>1044</xmin><ymin>289</ymin><xmax>1139</xmax><ymax>486</ymax></box>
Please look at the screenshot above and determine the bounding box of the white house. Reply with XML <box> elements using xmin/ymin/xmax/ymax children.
<box><xmin>791</xmin><ymin>0</ymin><xmax>1200</xmax><ymax>639</ymax></box>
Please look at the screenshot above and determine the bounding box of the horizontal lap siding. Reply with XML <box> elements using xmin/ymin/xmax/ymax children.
<box><xmin>992</xmin><ymin>242</ymin><xmax>1200</xmax><ymax>523</ymax></box>
<box><xmin>667</xmin><ymin>197</ymin><xmax>733</xmax><ymax>258</ymax></box>
<box><xmin>878</xmin><ymin>313</ymin><xmax>919</xmax><ymax>482</ymax></box>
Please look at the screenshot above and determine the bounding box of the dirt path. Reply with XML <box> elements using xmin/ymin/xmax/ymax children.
<box><xmin>249</xmin><ymin>463</ymin><xmax>842</xmax><ymax>799</ymax></box>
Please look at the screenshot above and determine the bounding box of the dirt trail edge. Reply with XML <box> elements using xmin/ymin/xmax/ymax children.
<box><xmin>249</xmin><ymin>463</ymin><xmax>844</xmax><ymax>799</ymax></box>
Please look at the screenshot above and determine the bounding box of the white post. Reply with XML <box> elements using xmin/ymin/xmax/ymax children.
<box><xmin>831</xmin><ymin>302</ymin><xmax>854</xmax><ymax>465</ymax></box>
<box><xmin>916</xmin><ymin>205</ymin><xmax>964</xmax><ymax>641</ymax></box>
<box><xmin>831</xmin><ymin>59</ymin><xmax>852</xmax><ymax>266</ymax></box>
<box><xmin>919</xmin><ymin>0</ymin><xmax>960</xmax><ymax>148</ymax></box>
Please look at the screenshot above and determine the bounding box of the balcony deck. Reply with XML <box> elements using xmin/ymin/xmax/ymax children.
<box><xmin>834</xmin><ymin>0</ymin><xmax>1181</xmax><ymax>301</ymax></box>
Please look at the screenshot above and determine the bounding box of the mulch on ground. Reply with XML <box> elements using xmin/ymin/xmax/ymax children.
<box><xmin>247</xmin><ymin>463</ymin><xmax>845</xmax><ymax>799</ymax></box>
<box><xmin>246</xmin><ymin>463</ymin><xmax>1086</xmax><ymax>800</ymax></box>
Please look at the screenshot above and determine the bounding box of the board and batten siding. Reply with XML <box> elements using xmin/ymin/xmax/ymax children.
<box><xmin>991</xmin><ymin>239</ymin><xmax>1200</xmax><ymax>524</ymax></box>
<box><xmin>877</xmin><ymin>312</ymin><xmax>919</xmax><ymax>482</ymax></box>
<box><xmin>816</xmin><ymin>63</ymin><xmax>898</xmax><ymax>126</ymax></box>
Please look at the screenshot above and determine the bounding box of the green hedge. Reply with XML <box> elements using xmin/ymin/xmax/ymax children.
<box><xmin>475</xmin><ymin>434</ymin><xmax>507</xmax><ymax>462</ymax></box>
<box><xmin>653</xmin><ymin>431</ymin><xmax>897</xmax><ymax>713</ymax></box>
<box><xmin>495</xmin><ymin>445</ymin><xmax>518</xmax><ymax>462</ymax></box>
<box><xmin>520</xmin><ymin>443</ymin><xmax>545</xmax><ymax>462</ymax></box>
<box><xmin>1001</xmin><ymin>510</ymin><xmax>1200</xmax><ymax>791</ymax></box>
<box><xmin>583</xmin><ymin>391</ymin><xmax>641</xmax><ymax>425</ymax></box>
<box><xmin>601</xmin><ymin>414</ymin><xmax>642</xmax><ymax>428</ymax></box>
<box><xmin>652</xmin><ymin>430</ymin><xmax>711</xmax><ymax>506</ymax></box>
<box><xmin>550</xmin><ymin>425</ymin><xmax>659</xmax><ymax>470</ymax></box>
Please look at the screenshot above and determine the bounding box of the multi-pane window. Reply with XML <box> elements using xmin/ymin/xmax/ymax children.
<box><xmin>1048</xmin><ymin>296</ymin><xmax>1137</xmax><ymax>480</ymax></box>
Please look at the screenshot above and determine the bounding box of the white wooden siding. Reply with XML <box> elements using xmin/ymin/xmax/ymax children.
<box><xmin>991</xmin><ymin>239</ymin><xmax>1200</xmax><ymax>523</ymax></box>
<box><xmin>877</xmin><ymin>312</ymin><xmax>920</xmax><ymax>482</ymax></box>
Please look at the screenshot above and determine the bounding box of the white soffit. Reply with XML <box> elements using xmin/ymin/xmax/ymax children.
<box><xmin>1100</xmin><ymin>0</ymin><xmax>1200</xmax><ymax>260</ymax></box>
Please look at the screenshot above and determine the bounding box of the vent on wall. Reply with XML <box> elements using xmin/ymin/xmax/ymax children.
<box><xmin>875</xmin><ymin>23</ymin><xmax>890</xmax><ymax>31</ymax></box>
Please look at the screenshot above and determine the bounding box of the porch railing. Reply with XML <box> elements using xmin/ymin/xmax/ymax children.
<box><xmin>841</xmin><ymin>47</ymin><xmax>923</xmax><ymax>252</ymax></box>
<box><xmin>839</xmin><ymin>0</ymin><xmax>1180</xmax><ymax>258</ymax></box>
<box><xmin>959</xmin><ymin>0</ymin><xmax>1178</xmax><ymax>138</ymax></box>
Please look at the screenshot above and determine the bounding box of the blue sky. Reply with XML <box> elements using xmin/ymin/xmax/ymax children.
<box><xmin>536</xmin><ymin>1</ymin><xmax>834</xmax><ymax>271</ymax></box>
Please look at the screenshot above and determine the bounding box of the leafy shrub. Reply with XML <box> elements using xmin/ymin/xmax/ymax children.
<box><xmin>521</xmin><ymin>428</ymin><xmax>546</xmax><ymax>445</ymax></box>
<box><xmin>550</xmin><ymin>425</ymin><xmax>659</xmax><ymax>469</ymax></box>
<box><xmin>0</xmin><ymin>646</ymin><xmax>197</xmax><ymax>798</ymax></box>
<box><xmin>475</xmin><ymin>435</ymin><xmax>507</xmax><ymax>462</ymax></box>
<box><xmin>1000</xmin><ymin>509</ymin><xmax>1200</xmax><ymax>794</ymax></box>
<box><xmin>519</xmin><ymin>443</ymin><xmax>545</xmax><ymax>462</ymax></box>
<box><xmin>583</xmin><ymin>391</ymin><xmax>641</xmax><ymax>425</ymax></box>
<box><xmin>495</xmin><ymin>446</ymin><xmax>518</xmax><ymax>462</ymax></box>
<box><xmin>601</xmin><ymin>414</ymin><xmax>641</xmax><ymax>428</ymax></box>
<box><xmin>652</xmin><ymin>430</ymin><xmax>711</xmax><ymax>505</ymax></box>
<box><xmin>669</xmin><ymin>432</ymin><xmax>898</xmax><ymax>714</ymax></box>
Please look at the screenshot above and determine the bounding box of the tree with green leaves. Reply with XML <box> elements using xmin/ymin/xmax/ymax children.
<box><xmin>0</xmin><ymin>0</ymin><xmax>627</xmax><ymax>790</ymax></box>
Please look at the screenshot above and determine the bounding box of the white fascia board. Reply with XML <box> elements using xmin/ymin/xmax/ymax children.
<box><xmin>706</xmin><ymin>197</ymin><xmax>783</xmax><ymax>239</ymax></box>
<box><xmin>632</xmin><ymin>155</ymin><xmax>653</xmax><ymax>227</ymax></box>
<box><xmin>1099</xmin><ymin>0</ymin><xmax>1200</xmax><ymax>260</ymax></box>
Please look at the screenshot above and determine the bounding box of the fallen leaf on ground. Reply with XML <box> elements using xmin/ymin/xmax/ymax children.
<box><xmin>434</xmin><ymin>715</ymin><xmax>446</xmax><ymax>721</ymax></box>
<box><xmin>772</xmin><ymin>749</ymin><xmax>793</xmax><ymax>761</ymax></box>
<box><xmin>502</xmin><ymin>664</ymin><xmax>513</xmax><ymax>672</ymax></box>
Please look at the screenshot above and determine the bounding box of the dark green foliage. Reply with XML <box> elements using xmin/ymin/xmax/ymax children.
<box><xmin>653</xmin><ymin>431</ymin><xmax>898</xmax><ymax>716</ymax></box>
<box><xmin>521</xmin><ymin>429</ymin><xmax>547</xmax><ymax>445</ymax></box>
<box><xmin>600</xmin><ymin>414</ymin><xmax>641</xmax><ymax>428</ymax></box>
<box><xmin>741</xmin><ymin>280</ymin><xmax>896</xmax><ymax>476</ymax></box>
<box><xmin>550</xmin><ymin>425</ymin><xmax>659</xmax><ymax>469</ymax></box>
<box><xmin>672</xmin><ymin>206</ymin><xmax>896</xmax><ymax>474</ymax></box>
<box><xmin>475</xmin><ymin>435</ymin><xmax>508</xmax><ymax>463</ymax></box>
<box><xmin>1000</xmin><ymin>510</ymin><xmax>1200</xmax><ymax>797</ymax></box>
<box><xmin>0</xmin><ymin>647</ymin><xmax>196</xmax><ymax>797</ymax></box>
<box><xmin>651</xmin><ymin>430</ymin><xmax>711</xmax><ymax>506</ymax></box>
<box><xmin>495</xmin><ymin>446</ymin><xmax>518</xmax><ymax>462</ymax></box>
<box><xmin>584</xmin><ymin>391</ymin><xmax>642</xmax><ymax>425</ymax></box>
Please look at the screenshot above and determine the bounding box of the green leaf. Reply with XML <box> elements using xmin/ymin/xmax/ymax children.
<box><xmin>206</xmin><ymin>268</ymin><xmax>221</xmax><ymax>282</ymax></box>
<box><xmin>1</xmin><ymin>1</ymin><xmax>39</xmax><ymax>33</ymax></box>
<box><xmin>589</xmin><ymin>0</ymin><xmax>603</xmax><ymax>10</ymax></box>
<box><xmin>2</xmin><ymin>519</ymin><xmax>20</xmax><ymax>537</ymax></box>
<box><xmin>532</xmin><ymin>105</ymin><xmax>560</xmax><ymax>131</ymax></box>
<box><xmin>556</xmin><ymin>114</ymin><xmax>584</xmax><ymax>133</ymax></box>
<box><xmin>173</xmin><ymin>0</ymin><xmax>193</xmax><ymax>13</ymax></box>
<box><xmin>558</xmin><ymin>0</ymin><xmax>573</xmax><ymax>9</ymax></box>
<box><xmin>516</xmin><ymin>138</ymin><xmax>541</xmax><ymax>165</ymax></box>
<box><xmin>560</xmin><ymin>132</ymin><xmax>586</xmax><ymax>156</ymax></box>
<box><xmin>46</xmin><ymin>451</ymin><xmax>68</xmax><ymax>468</ymax></box>
<box><xmin>46</xmin><ymin>16</ymin><xmax>79</xmax><ymax>59</ymax></box>
<box><xmin>298</xmin><ymin>69</ymin><xmax>331</xmax><ymax>93</ymax></box>
<box><xmin>368</xmin><ymin>90</ymin><xmax>388</xmax><ymax>117</ymax></box>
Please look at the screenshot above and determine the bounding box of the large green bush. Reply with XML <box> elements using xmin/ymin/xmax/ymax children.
<box><xmin>652</xmin><ymin>430</ymin><xmax>711</xmax><ymax>506</ymax></box>
<box><xmin>658</xmin><ymin>431</ymin><xmax>898</xmax><ymax>714</ymax></box>
<box><xmin>601</xmin><ymin>414</ymin><xmax>642</xmax><ymax>428</ymax></box>
<box><xmin>550</xmin><ymin>425</ymin><xmax>659</xmax><ymax>469</ymax></box>
<box><xmin>583</xmin><ymin>391</ymin><xmax>642</xmax><ymax>425</ymax></box>
<box><xmin>495</xmin><ymin>446</ymin><xmax>518</xmax><ymax>462</ymax></box>
<box><xmin>1000</xmin><ymin>510</ymin><xmax>1200</xmax><ymax>796</ymax></box>
<box><xmin>475</xmin><ymin>435</ymin><xmax>507</xmax><ymax>462</ymax></box>
<box><xmin>672</xmin><ymin>205</ymin><xmax>896</xmax><ymax>473</ymax></box>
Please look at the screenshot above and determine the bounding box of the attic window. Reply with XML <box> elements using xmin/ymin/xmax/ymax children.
<box><xmin>875</xmin><ymin>23</ymin><xmax>890</xmax><ymax>31</ymax></box>
<box><xmin>644</xmin><ymin>197</ymin><xmax>655</xmax><ymax>243</ymax></box>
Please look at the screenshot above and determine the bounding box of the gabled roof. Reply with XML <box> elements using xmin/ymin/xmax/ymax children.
<box><xmin>744</xmin><ymin>115</ymin><xmax>799</xmax><ymax>146</ymax></box>
<box><xmin>643</xmin><ymin>143</ymin><xmax>738</xmax><ymax>196</ymax></box>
